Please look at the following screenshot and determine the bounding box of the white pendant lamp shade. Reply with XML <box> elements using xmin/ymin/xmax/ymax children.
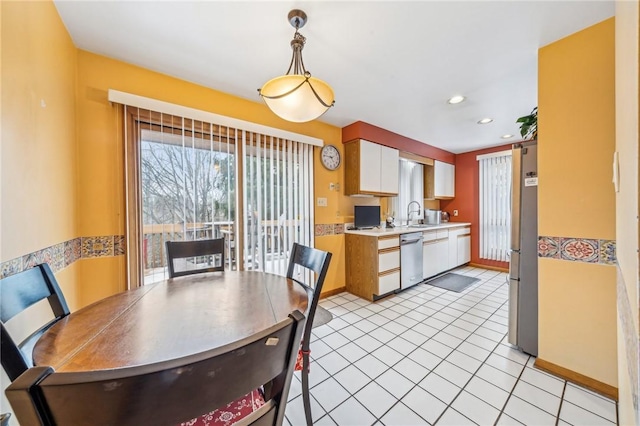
<box><xmin>259</xmin><ymin>9</ymin><xmax>335</xmax><ymax>123</ymax></box>
<box><xmin>260</xmin><ymin>74</ymin><xmax>334</xmax><ymax>123</ymax></box>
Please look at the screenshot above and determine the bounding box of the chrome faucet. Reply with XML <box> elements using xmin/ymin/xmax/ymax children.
<box><xmin>406</xmin><ymin>201</ymin><xmax>421</xmax><ymax>226</ymax></box>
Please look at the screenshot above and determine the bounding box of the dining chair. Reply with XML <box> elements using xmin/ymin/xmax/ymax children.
<box><xmin>165</xmin><ymin>238</ymin><xmax>225</xmax><ymax>278</ymax></box>
<box><xmin>286</xmin><ymin>243</ymin><xmax>332</xmax><ymax>426</ymax></box>
<box><xmin>6</xmin><ymin>310</ymin><xmax>305</xmax><ymax>426</ymax></box>
<box><xmin>0</xmin><ymin>263</ymin><xmax>70</xmax><ymax>382</ymax></box>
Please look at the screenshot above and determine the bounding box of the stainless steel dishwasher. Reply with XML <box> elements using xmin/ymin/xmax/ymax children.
<box><xmin>400</xmin><ymin>232</ymin><xmax>423</xmax><ymax>290</ymax></box>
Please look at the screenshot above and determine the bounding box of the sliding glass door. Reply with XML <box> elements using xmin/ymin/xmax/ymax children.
<box><xmin>124</xmin><ymin>107</ymin><xmax>313</xmax><ymax>287</ymax></box>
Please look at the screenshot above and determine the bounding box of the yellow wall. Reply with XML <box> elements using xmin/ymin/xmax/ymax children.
<box><xmin>1</xmin><ymin>0</ymin><xmax>80</xmax><ymax>419</ymax></box>
<box><xmin>1</xmin><ymin>0</ymin><xmax>78</xmax><ymax>263</ymax></box>
<box><xmin>614</xmin><ymin>0</ymin><xmax>639</xmax><ymax>423</ymax></box>
<box><xmin>75</xmin><ymin>51</ymin><xmax>351</xmax><ymax>305</ymax></box>
<box><xmin>538</xmin><ymin>19</ymin><xmax>618</xmax><ymax>386</ymax></box>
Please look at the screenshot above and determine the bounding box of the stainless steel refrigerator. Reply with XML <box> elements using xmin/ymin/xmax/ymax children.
<box><xmin>508</xmin><ymin>140</ymin><xmax>538</xmax><ymax>356</ymax></box>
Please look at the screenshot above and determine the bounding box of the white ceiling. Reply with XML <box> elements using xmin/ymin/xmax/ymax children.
<box><xmin>53</xmin><ymin>1</ymin><xmax>614</xmax><ymax>154</ymax></box>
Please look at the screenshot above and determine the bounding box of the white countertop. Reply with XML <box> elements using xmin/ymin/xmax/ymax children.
<box><xmin>344</xmin><ymin>222</ymin><xmax>471</xmax><ymax>237</ymax></box>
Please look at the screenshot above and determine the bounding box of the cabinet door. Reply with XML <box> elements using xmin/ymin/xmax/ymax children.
<box><xmin>434</xmin><ymin>160</ymin><xmax>455</xmax><ymax>198</ymax></box>
<box><xmin>448</xmin><ymin>232</ymin><xmax>458</xmax><ymax>269</ymax></box>
<box><xmin>422</xmin><ymin>241</ymin><xmax>439</xmax><ymax>279</ymax></box>
<box><xmin>359</xmin><ymin>140</ymin><xmax>381</xmax><ymax>193</ymax></box>
<box><xmin>379</xmin><ymin>145</ymin><xmax>399</xmax><ymax>195</ymax></box>
<box><xmin>435</xmin><ymin>239</ymin><xmax>450</xmax><ymax>274</ymax></box>
<box><xmin>457</xmin><ymin>235</ymin><xmax>471</xmax><ymax>265</ymax></box>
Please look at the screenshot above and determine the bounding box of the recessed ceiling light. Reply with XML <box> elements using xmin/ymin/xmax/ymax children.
<box><xmin>501</xmin><ymin>134</ymin><xmax>514</xmax><ymax>139</ymax></box>
<box><xmin>477</xmin><ymin>118</ymin><xmax>493</xmax><ymax>124</ymax></box>
<box><xmin>447</xmin><ymin>95</ymin><xmax>466</xmax><ymax>104</ymax></box>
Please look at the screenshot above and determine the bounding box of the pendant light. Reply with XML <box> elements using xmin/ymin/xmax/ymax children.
<box><xmin>258</xmin><ymin>9</ymin><xmax>335</xmax><ymax>123</ymax></box>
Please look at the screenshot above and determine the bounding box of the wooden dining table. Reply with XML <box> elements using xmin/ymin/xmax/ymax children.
<box><xmin>33</xmin><ymin>271</ymin><xmax>310</xmax><ymax>373</ymax></box>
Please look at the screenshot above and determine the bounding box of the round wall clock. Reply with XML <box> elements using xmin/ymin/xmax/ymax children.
<box><xmin>320</xmin><ymin>144</ymin><xmax>341</xmax><ymax>171</ymax></box>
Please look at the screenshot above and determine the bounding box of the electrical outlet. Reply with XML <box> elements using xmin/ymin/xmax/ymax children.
<box><xmin>329</xmin><ymin>183</ymin><xmax>335</xmax><ymax>191</ymax></box>
<box><xmin>453</xmin><ymin>209</ymin><xmax>459</xmax><ymax>216</ymax></box>
<box><xmin>317</xmin><ymin>197</ymin><xmax>328</xmax><ymax>207</ymax></box>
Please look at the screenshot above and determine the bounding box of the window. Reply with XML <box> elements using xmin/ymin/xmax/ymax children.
<box><xmin>478</xmin><ymin>150</ymin><xmax>512</xmax><ymax>261</ymax></box>
<box><xmin>391</xmin><ymin>159</ymin><xmax>424</xmax><ymax>224</ymax></box>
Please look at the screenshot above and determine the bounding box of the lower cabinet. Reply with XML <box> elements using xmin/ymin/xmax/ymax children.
<box><xmin>346</xmin><ymin>233</ymin><xmax>400</xmax><ymax>301</ymax></box>
<box><xmin>449</xmin><ymin>226</ymin><xmax>471</xmax><ymax>268</ymax></box>
<box><xmin>457</xmin><ymin>234</ymin><xmax>471</xmax><ymax>265</ymax></box>
<box><xmin>422</xmin><ymin>229</ymin><xmax>450</xmax><ymax>280</ymax></box>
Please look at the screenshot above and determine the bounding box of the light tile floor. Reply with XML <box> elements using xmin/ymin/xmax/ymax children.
<box><xmin>284</xmin><ymin>266</ymin><xmax>618</xmax><ymax>426</ymax></box>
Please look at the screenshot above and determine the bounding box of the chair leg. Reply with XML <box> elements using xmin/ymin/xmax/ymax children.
<box><xmin>302</xmin><ymin>352</ymin><xmax>313</xmax><ymax>426</ymax></box>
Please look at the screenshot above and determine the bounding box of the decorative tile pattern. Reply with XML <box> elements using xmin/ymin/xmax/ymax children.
<box><xmin>50</xmin><ymin>243</ymin><xmax>65</xmax><ymax>272</ymax></box>
<box><xmin>65</xmin><ymin>238</ymin><xmax>82</xmax><ymax>266</ymax></box>
<box><xmin>0</xmin><ymin>257</ymin><xmax>23</xmax><ymax>279</ymax></box>
<box><xmin>82</xmin><ymin>236</ymin><xmax>114</xmax><ymax>258</ymax></box>
<box><xmin>560</xmin><ymin>238</ymin><xmax>599</xmax><ymax>263</ymax></box>
<box><xmin>537</xmin><ymin>236</ymin><xmax>560</xmax><ymax>259</ymax></box>
<box><xmin>599</xmin><ymin>240</ymin><xmax>616</xmax><ymax>265</ymax></box>
<box><xmin>315</xmin><ymin>223</ymin><xmax>342</xmax><ymax>237</ymax></box>
<box><xmin>538</xmin><ymin>236</ymin><xmax>616</xmax><ymax>266</ymax></box>
<box><xmin>114</xmin><ymin>235</ymin><xmax>126</xmax><ymax>256</ymax></box>
<box><xmin>0</xmin><ymin>235</ymin><xmax>125</xmax><ymax>279</ymax></box>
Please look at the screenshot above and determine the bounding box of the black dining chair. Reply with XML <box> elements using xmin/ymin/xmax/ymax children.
<box><xmin>286</xmin><ymin>243</ymin><xmax>332</xmax><ymax>426</ymax></box>
<box><xmin>165</xmin><ymin>238</ymin><xmax>225</xmax><ymax>278</ymax></box>
<box><xmin>0</xmin><ymin>263</ymin><xmax>70</xmax><ymax>382</ymax></box>
<box><xmin>6</xmin><ymin>310</ymin><xmax>305</xmax><ymax>426</ymax></box>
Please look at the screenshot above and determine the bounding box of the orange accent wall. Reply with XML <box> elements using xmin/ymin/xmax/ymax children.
<box><xmin>440</xmin><ymin>144</ymin><xmax>513</xmax><ymax>270</ymax></box>
<box><xmin>342</xmin><ymin>121</ymin><xmax>456</xmax><ymax>164</ymax></box>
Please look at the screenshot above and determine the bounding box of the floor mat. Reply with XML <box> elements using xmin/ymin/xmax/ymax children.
<box><xmin>312</xmin><ymin>306</ymin><xmax>333</xmax><ymax>328</ymax></box>
<box><xmin>425</xmin><ymin>272</ymin><xmax>480</xmax><ymax>293</ymax></box>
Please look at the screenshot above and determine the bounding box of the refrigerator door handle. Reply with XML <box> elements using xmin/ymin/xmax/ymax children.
<box><xmin>509</xmin><ymin>250</ymin><xmax>520</xmax><ymax>281</ymax></box>
<box><xmin>511</xmin><ymin>145</ymin><xmax>522</xmax><ymax>251</ymax></box>
<box><xmin>508</xmin><ymin>278</ymin><xmax>519</xmax><ymax>346</ymax></box>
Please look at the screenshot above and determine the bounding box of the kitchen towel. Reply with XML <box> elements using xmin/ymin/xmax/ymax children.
<box><xmin>425</xmin><ymin>272</ymin><xmax>480</xmax><ymax>293</ymax></box>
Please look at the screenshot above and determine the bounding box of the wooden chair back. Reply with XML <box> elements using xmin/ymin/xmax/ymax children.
<box><xmin>0</xmin><ymin>264</ymin><xmax>70</xmax><ymax>382</ymax></box>
<box><xmin>286</xmin><ymin>243</ymin><xmax>332</xmax><ymax>346</ymax></box>
<box><xmin>165</xmin><ymin>238</ymin><xmax>225</xmax><ymax>278</ymax></box>
<box><xmin>6</xmin><ymin>310</ymin><xmax>305</xmax><ymax>426</ymax></box>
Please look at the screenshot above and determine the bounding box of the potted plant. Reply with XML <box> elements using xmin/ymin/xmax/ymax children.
<box><xmin>517</xmin><ymin>107</ymin><xmax>537</xmax><ymax>140</ymax></box>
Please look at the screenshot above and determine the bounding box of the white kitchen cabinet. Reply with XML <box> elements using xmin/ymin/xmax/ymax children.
<box><xmin>423</xmin><ymin>229</ymin><xmax>449</xmax><ymax>279</ymax></box>
<box><xmin>448</xmin><ymin>226</ymin><xmax>471</xmax><ymax>268</ymax></box>
<box><xmin>345</xmin><ymin>139</ymin><xmax>399</xmax><ymax>196</ymax></box>
<box><xmin>457</xmin><ymin>235</ymin><xmax>471</xmax><ymax>264</ymax></box>
<box><xmin>434</xmin><ymin>160</ymin><xmax>455</xmax><ymax>199</ymax></box>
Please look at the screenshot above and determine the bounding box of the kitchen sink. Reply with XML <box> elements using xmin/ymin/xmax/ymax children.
<box><xmin>408</xmin><ymin>224</ymin><xmax>439</xmax><ymax>228</ymax></box>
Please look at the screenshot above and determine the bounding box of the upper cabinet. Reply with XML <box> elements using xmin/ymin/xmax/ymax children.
<box><xmin>425</xmin><ymin>160</ymin><xmax>455</xmax><ymax>199</ymax></box>
<box><xmin>345</xmin><ymin>139</ymin><xmax>399</xmax><ymax>196</ymax></box>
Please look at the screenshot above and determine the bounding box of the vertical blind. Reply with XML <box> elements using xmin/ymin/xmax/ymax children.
<box><xmin>242</xmin><ymin>132</ymin><xmax>314</xmax><ymax>278</ymax></box>
<box><xmin>115</xmin><ymin>90</ymin><xmax>319</xmax><ymax>287</ymax></box>
<box><xmin>478</xmin><ymin>151</ymin><xmax>512</xmax><ymax>261</ymax></box>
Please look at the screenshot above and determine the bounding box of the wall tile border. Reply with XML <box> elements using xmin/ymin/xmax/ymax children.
<box><xmin>538</xmin><ymin>236</ymin><xmax>616</xmax><ymax>265</ymax></box>
<box><xmin>315</xmin><ymin>223</ymin><xmax>345</xmax><ymax>237</ymax></box>
<box><xmin>0</xmin><ymin>235</ymin><xmax>125</xmax><ymax>279</ymax></box>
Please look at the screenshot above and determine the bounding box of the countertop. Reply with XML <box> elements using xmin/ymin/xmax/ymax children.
<box><xmin>344</xmin><ymin>222</ymin><xmax>471</xmax><ymax>237</ymax></box>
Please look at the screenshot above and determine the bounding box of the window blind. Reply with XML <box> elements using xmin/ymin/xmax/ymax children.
<box><xmin>478</xmin><ymin>151</ymin><xmax>512</xmax><ymax>261</ymax></box>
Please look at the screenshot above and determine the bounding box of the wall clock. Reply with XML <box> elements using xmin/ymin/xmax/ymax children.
<box><xmin>320</xmin><ymin>144</ymin><xmax>341</xmax><ymax>171</ymax></box>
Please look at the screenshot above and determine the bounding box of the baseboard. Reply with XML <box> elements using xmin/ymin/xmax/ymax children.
<box><xmin>320</xmin><ymin>286</ymin><xmax>347</xmax><ymax>299</ymax></box>
<box><xmin>534</xmin><ymin>358</ymin><xmax>618</xmax><ymax>401</ymax></box>
<box><xmin>469</xmin><ymin>263</ymin><xmax>509</xmax><ymax>273</ymax></box>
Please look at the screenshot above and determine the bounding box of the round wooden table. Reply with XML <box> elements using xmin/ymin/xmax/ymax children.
<box><xmin>33</xmin><ymin>271</ymin><xmax>309</xmax><ymax>373</ymax></box>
